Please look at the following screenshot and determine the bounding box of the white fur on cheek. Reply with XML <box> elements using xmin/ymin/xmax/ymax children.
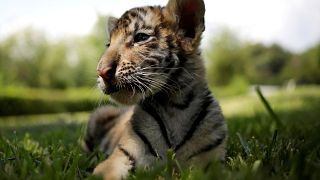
<box><xmin>97</xmin><ymin>76</ymin><xmax>106</xmax><ymax>92</ymax></box>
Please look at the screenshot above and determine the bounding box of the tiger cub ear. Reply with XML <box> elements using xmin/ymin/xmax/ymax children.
<box><xmin>107</xmin><ymin>16</ymin><xmax>118</xmax><ymax>37</ymax></box>
<box><xmin>165</xmin><ymin>0</ymin><xmax>205</xmax><ymax>53</ymax></box>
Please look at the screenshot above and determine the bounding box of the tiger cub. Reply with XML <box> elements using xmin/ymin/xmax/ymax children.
<box><xmin>84</xmin><ymin>0</ymin><xmax>227</xmax><ymax>179</ymax></box>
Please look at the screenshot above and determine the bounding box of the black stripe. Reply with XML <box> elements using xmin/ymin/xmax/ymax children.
<box><xmin>154</xmin><ymin>25</ymin><xmax>161</xmax><ymax>39</ymax></box>
<box><xmin>132</xmin><ymin>124</ymin><xmax>158</xmax><ymax>157</ymax></box>
<box><xmin>136</xmin><ymin>7</ymin><xmax>147</xmax><ymax>15</ymax></box>
<box><xmin>187</xmin><ymin>133</ymin><xmax>226</xmax><ymax>160</ymax></box>
<box><xmin>121</xmin><ymin>10</ymin><xmax>142</xmax><ymax>21</ymax></box>
<box><xmin>133</xmin><ymin>22</ymin><xmax>139</xmax><ymax>35</ymax></box>
<box><xmin>140</xmin><ymin>103</ymin><xmax>172</xmax><ymax>148</ymax></box>
<box><xmin>84</xmin><ymin>136</ymin><xmax>95</xmax><ymax>152</ymax></box>
<box><xmin>129</xmin><ymin>11</ymin><xmax>138</xmax><ymax>18</ymax></box>
<box><xmin>149</xmin><ymin>55</ymin><xmax>163</xmax><ymax>63</ymax></box>
<box><xmin>146</xmin><ymin>42</ymin><xmax>159</xmax><ymax>49</ymax></box>
<box><xmin>166</xmin><ymin>54</ymin><xmax>187</xmax><ymax>78</ymax></box>
<box><xmin>148</xmin><ymin>6</ymin><xmax>155</xmax><ymax>10</ymax></box>
<box><xmin>143</xmin><ymin>59</ymin><xmax>158</xmax><ymax>66</ymax></box>
<box><xmin>162</xmin><ymin>53</ymin><xmax>174</xmax><ymax>73</ymax></box>
<box><xmin>119</xmin><ymin>11</ymin><xmax>129</xmax><ymax>21</ymax></box>
<box><xmin>118</xmin><ymin>146</ymin><xmax>136</xmax><ymax>172</ymax></box>
<box><xmin>165</xmin><ymin>53</ymin><xmax>176</xmax><ymax>69</ymax></box>
<box><xmin>119</xmin><ymin>13</ymin><xmax>132</xmax><ymax>27</ymax></box>
<box><xmin>169</xmin><ymin>67</ymin><xmax>183</xmax><ymax>78</ymax></box>
<box><xmin>166</xmin><ymin>34</ymin><xmax>176</xmax><ymax>49</ymax></box>
<box><xmin>164</xmin><ymin>52</ymin><xmax>171</xmax><ymax>63</ymax></box>
<box><xmin>141</xmin><ymin>25</ymin><xmax>153</xmax><ymax>30</ymax></box>
<box><xmin>174</xmin><ymin>91</ymin><xmax>213</xmax><ymax>151</ymax></box>
<box><xmin>127</xmin><ymin>11</ymin><xmax>144</xmax><ymax>22</ymax></box>
<box><xmin>170</xmin><ymin>89</ymin><xmax>194</xmax><ymax>109</ymax></box>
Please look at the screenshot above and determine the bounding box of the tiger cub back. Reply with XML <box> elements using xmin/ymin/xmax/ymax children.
<box><xmin>84</xmin><ymin>0</ymin><xmax>227</xmax><ymax>179</ymax></box>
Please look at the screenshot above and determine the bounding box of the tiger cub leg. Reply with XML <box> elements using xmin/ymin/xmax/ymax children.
<box><xmin>83</xmin><ymin>106</ymin><xmax>133</xmax><ymax>156</ymax></box>
<box><xmin>187</xmin><ymin>139</ymin><xmax>227</xmax><ymax>169</ymax></box>
<box><xmin>93</xmin><ymin>125</ymin><xmax>152</xmax><ymax>180</ymax></box>
<box><xmin>93</xmin><ymin>146</ymin><xmax>134</xmax><ymax>180</ymax></box>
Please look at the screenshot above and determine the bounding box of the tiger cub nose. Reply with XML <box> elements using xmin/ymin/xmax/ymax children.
<box><xmin>97</xmin><ymin>63</ymin><xmax>117</xmax><ymax>81</ymax></box>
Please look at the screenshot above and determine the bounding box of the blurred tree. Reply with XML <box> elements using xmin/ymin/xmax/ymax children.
<box><xmin>205</xmin><ymin>29</ymin><xmax>295</xmax><ymax>87</ymax></box>
<box><xmin>0</xmin><ymin>15</ymin><xmax>111</xmax><ymax>89</ymax></box>
<box><xmin>242</xmin><ymin>43</ymin><xmax>291</xmax><ymax>84</ymax></box>
<box><xmin>0</xmin><ymin>28</ymin><xmax>49</xmax><ymax>87</ymax></box>
<box><xmin>43</xmin><ymin>40</ymin><xmax>73</xmax><ymax>89</ymax></box>
<box><xmin>282</xmin><ymin>43</ymin><xmax>320</xmax><ymax>84</ymax></box>
<box><xmin>206</xmin><ymin>29</ymin><xmax>245</xmax><ymax>86</ymax></box>
<box><xmin>0</xmin><ymin>36</ymin><xmax>16</xmax><ymax>86</ymax></box>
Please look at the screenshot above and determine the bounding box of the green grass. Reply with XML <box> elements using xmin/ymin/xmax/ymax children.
<box><xmin>1</xmin><ymin>86</ymin><xmax>320</xmax><ymax>179</ymax></box>
<box><xmin>0</xmin><ymin>86</ymin><xmax>108</xmax><ymax>116</ymax></box>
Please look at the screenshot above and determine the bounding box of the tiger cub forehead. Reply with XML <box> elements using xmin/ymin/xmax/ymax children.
<box><xmin>115</xmin><ymin>6</ymin><xmax>163</xmax><ymax>32</ymax></box>
<box><xmin>111</xmin><ymin>6</ymin><xmax>171</xmax><ymax>40</ymax></box>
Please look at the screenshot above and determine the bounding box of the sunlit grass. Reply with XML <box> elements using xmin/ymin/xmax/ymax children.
<box><xmin>0</xmin><ymin>112</ymin><xmax>89</xmax><ymax>128</ymax></box>
<box><xmin>0</xmin><ymin>86</ymin><xmax>109</xmax><ymax>116</ymax></box>
<box><xmin>220</xmin><ymin>85</ymin><xmax>320</xmax><ymax>118</ymax></box>
<box><xmin>0</xmin><ymin>86</ymin><xmax>102</xmax><ymax>101</ymax></box>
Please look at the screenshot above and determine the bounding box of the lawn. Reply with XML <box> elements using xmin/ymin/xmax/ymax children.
<box><xmin>0</xmin><ymin>86</ymin><xmax>108</xmax><ymax>116</ymax></box>
<box><xmin>0</xmin><ymin>86</ymin><xmax>319</xmax><ymax>179</ymax></box>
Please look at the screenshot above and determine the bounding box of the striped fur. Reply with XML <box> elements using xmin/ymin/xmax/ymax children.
<box><xmin>84</xmin><ymin>0</ymin><xmax>227</xmax><ymax>179</ymax></box>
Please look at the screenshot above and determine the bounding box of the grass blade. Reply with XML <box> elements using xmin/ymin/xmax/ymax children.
<box><xmin>265</xmin><ymin>130</ymin><xmax>278</xmax><ymax>161</ymax></box>
<box><xmin>236</xmin><ymin>132</ymin><xmax>251</xmax><ymax>157</ymax></box>
<box><xmin>255</xmin><ymin>86</ymin><xmax>283</xmax><ymax>129</ymax></box>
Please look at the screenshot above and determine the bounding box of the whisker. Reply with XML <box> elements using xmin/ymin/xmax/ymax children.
<box><xmin>131</xmin><ymin>78</ymin><xmax>146</xmax><ymax>99</ymax></box>
<box><xmin>136</xmin><ymin>75</ymin><xmax>177</xmax><ymax>95</ymax></box>
<box><xmin>131</xmin><ymin>75</ymin><xmax>154</xmax><ymax>95</ymax></box>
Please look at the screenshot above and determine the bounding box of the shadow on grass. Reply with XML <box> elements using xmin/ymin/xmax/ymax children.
<box><xmin>0</xmin><ymin>121</ymin><xmax>106</xmax><ymax>180</ymax></box>
<box><xmin>225</xmin><ymin>91</ymin><xmax>320</xmax><ymax>180</ymax></box>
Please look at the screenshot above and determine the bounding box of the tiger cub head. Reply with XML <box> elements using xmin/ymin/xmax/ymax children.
<box><xmin>97</xmin><ymin>0</ymin><xmax>205</xmax><ymax>104</ymax></box>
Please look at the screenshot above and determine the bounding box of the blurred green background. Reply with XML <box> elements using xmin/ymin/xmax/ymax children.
<box><xmin>0</xmin><ymin>16</ymin><xmax>108</xmax><ymax>116</ymax></box>
<box><xmin>0</xmin><ymin>14</ymin><xmax>319</xmax><ymax>115</ymax></box>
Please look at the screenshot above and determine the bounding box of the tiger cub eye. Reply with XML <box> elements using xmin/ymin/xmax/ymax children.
<box><xmin>134</xmin><ymin>33</ymin><xmax>150</xmax><ymax>43</ymax></box>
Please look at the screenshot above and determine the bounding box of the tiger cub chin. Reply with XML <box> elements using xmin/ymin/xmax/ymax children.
<box><xmin>84</xmin><ymin>0</ymin><xmax>227</xmax><ymax>179</ymax></box>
